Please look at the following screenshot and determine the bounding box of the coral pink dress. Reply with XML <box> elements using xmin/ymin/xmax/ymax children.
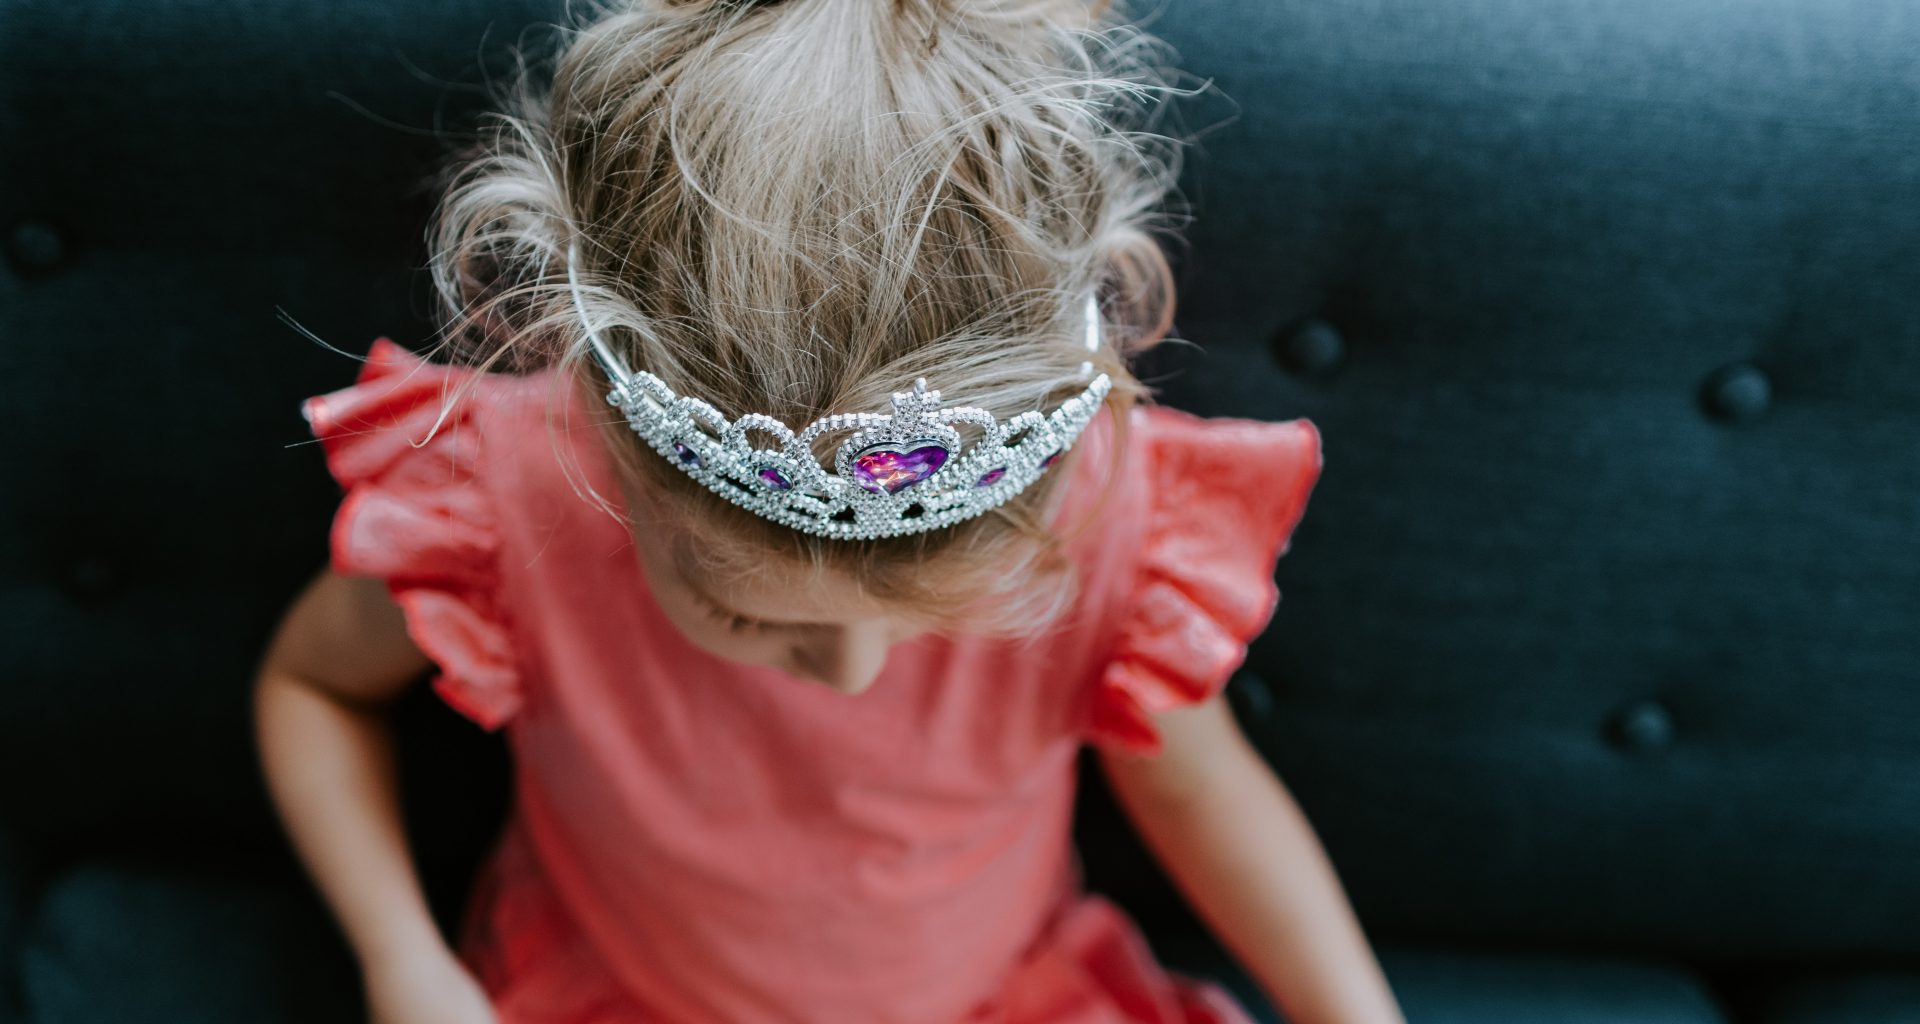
<box><xmin>302</xmin><ymin>337</ymin><xmax>1323</xmax><ymax>1024</ymax></box>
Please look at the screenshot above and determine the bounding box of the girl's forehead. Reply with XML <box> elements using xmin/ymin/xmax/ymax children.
<box><xmin>662</xmin><ymin>530</ymin><xmax>898</xmax><ymax>625</ymax></box>
<box><xmin>702</xmin><ymin>566</ymin><xmax>892</xmax><ymax>627</ymax></box>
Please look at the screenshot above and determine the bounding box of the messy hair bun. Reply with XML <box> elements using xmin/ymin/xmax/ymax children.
<box><xmin>420</xmin><ymin>0</ymin><xmax>1200</xmax><ymax>636</ymax></box>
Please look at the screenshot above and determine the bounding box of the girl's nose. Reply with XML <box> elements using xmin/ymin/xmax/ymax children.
<box><xmin>791</xmin><ymin>620</ymin><xmax>894</xmax><ymax>695</ymax></box>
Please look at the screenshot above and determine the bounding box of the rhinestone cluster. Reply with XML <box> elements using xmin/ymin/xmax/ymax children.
<box><xmin>567</xmin><ymin>240</ymin><xmax>1110</xmax><ymax>541</ymax></box>
<box><xmin>601</xmin><ymin>367</ymin><xmax>1111</xmax><ymax>540</ymax></box>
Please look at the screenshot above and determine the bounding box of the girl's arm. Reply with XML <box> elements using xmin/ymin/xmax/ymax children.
<box><xmin>253</xmin><ymin>566</ymin><xmax>496</xmax><ymax>1023</ymax></box>
<box><xmin>1097</xmin><ymin>692</ymin><xmax>1407</xmax><ymax>1024</ymax></box>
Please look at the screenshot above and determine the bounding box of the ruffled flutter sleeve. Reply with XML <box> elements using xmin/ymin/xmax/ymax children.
<box><xmin>299</xmin><ymin>337</ymin><xmax>523</xmax><ymax>731</ymax></box>
<box><xmin>1083</xmin><ymin>405</ymin><xmax>1324</xmax><ymax>757</ymax></box>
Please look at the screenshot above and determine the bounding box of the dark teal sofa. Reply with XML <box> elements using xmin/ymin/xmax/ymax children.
<box><xmin>1</xmin><ymin>1</ymin><xmax>1914</xmax><ymax>1021</ymax></box>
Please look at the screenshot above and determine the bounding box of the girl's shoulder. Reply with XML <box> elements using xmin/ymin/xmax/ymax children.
<box><xmin>1066</xmin><ymin>401</ymin><xmax>1324</xmax><ymax>757</ymax></box>
<box><xmin>298</xmin><ymin>337</ymin><xmax>568</xmax><ymax>731</ymax></box>
<box><xmin>300</xmin><ymin>335</ymin><xmax>564</xmax><ymax>457</ymax></box>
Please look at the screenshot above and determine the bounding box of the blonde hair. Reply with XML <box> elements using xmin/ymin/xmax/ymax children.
<box><xmin>418</xmin><ymin>0</ymin><xmax>1200</xmax><ymax>638</ymax></box>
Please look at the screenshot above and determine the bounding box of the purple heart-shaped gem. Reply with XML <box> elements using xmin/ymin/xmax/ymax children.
<box><xmin>852</xmin><ymin>444</ymin><xmax>949</xmax><ymax>494</ymax></box>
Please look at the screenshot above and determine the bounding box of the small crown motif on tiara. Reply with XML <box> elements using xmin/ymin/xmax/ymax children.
<box><xmin>568</xmin><ymin>242</ymin><xmax>1111</xmax><ymax>540</ymax></box>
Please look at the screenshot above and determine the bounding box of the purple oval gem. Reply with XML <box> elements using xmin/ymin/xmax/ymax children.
<box><xmin>975</xmin><ymin>466</ymin><xmax>1007</xmax><ymax>488</ymax></box>
<box><xmin>758</xmin><ymin>468</ymin><xmax>791</xmax><ymax>490</ymax></box>
<box><xmin>1039</xmin><ymin>449</ymin><xmax>1062</xmax><ymax>469</ymax></box>
<box><xmin>672</xmin><ymin>442</ymin><xmax>702</xmax><ymax>467</ymax></box>
<box><xmin>852</xmin><ymin>443</ymin><xmax>949</xmax><ymax>494</ymax></box>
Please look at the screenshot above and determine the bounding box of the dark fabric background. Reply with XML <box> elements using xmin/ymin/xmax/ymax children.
<box><xmin>0</xmin><ymin>1</ymin><xmax>1914</xmax><ymax>1021</ymax></box>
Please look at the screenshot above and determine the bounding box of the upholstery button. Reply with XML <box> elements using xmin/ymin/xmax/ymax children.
<box><xmin>1275</xmin><ymin>318</ymin><xmax>1345</xmax><ymax>375</ymax></box>
<box><xmin>1699</xmin><ymin>361</ymin><xmax>1771</xmax><ymax>421</ymax></box>
<box><xmin>1605</xmin><ymin>698</ymin><xmax>1674</xmax><ymax>752</ymax></box>
<box><xmin>1228</xmin><ymin>670</ymin><xmax>1276</xmax><ymax>722</ymax></box>
<box><xmin>62</xmin><ymin>556</ymin><xmax>122</xmax><ymax>604</ymax></box>
<box><xmin>5</xmin><ymin>219</ymin><xmax>69</xmax><ymax>276</ymax></box>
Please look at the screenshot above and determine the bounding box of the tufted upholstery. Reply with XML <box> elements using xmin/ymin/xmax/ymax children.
<box><xmin>1</xmin><ymin>1</ymin><xmax>1915</xmax><ymax>1022</ymax></box>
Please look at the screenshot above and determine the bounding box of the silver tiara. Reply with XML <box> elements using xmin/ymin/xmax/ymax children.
<box><xmin>566</xmin><ymin>241</ymin><xmax>1113</xmax><ymax>540</ymax></box>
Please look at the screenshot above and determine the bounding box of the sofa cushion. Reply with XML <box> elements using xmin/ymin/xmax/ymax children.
<box><xmin>1152</xmin><ymin>928</ymin><xmax>1731</xmax><ymax>1024</ymax></box>
<box><xmin>1376</xmin><ymin>947</ymin><xmax>1730</xmax><ymax>1024</ymax></box>
<box><xmin>17</xmin><ymin>858</ymin><xmax>361</xmax><ymax>1024</ymax></box>
<box><xmin>1113</xmin><ymin>0</ymin><xmax>1920</xmax><ymax>958</ymax></box>
<box><xmin>1730</xmin><ymin>967</ymin><xmax>1920</xmax><ymax>1024</ymax></box>
<box><xmin>0</xmin><ymin>829</ymin><xmax>27</xmax><ymax>1023</ymax></box>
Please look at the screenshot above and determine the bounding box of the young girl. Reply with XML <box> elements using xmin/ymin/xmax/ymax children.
<box><xmin>254</xmin><ymin>0</ymin><xmax>1406</xmax><ymax>1022</ymax></box>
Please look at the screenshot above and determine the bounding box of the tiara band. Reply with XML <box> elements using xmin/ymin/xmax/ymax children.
<box><xmin>566</xmin><ymin>241</ymin><xmax>1112</xmax><ymax>540</ymax></box>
